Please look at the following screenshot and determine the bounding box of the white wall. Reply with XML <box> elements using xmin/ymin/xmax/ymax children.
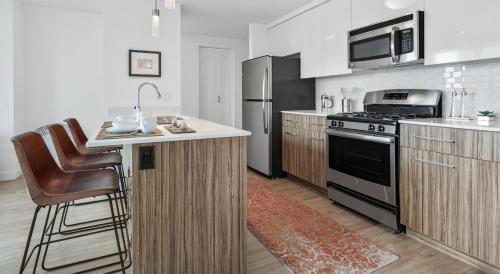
<box><xmin>181</xmin><ymin>34</ymin><xmax>248</xmax><ymax>128</ymax></box>
<box><xmin>22</xmin><ymin>5</ymin><xmax>104</xmax><ymax>134</ymax></box>
<box><xmin>102</xmin><ymin>0</ymin><xmax>181</xmax><ymax>111</ymax></box>
<box><xmin>249</xmin><ymin>23</ymin><xmax>268</xmax><ymax>59</ymax></box>
<box><xmin>316</xmin><ymin>59</ymin><xmax>500</xmax><ymax>117</ymax></box>
<box><xmin>0</xmin><ymin>0</ymin><xmax>20</xmax><ymax>181</ymax></box>
<box><xmin>18</xmin><ymin>1</ymin><xmax>182</xmax><ymax>134</ymax></box>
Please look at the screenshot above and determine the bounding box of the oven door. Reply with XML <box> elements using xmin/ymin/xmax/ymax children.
<box><xmin>325</xmin><ymin>128</ymin><xmax>397</xmax><ymax>206</ymax></box>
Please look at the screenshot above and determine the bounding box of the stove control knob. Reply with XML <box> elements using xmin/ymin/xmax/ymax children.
<box><xmin>378</xmin><ymin>125</ymin><xmax>385</xmax><ymax>132</ymax></box>
<box><xmin>368</xmin><ymin>124</ymin><xmax>376</xmax><ymax>131</ymax></box>
<box><xmin>331</xmin><ymin>121</ymin><xmax>337</xmax><ymax>127</ymax></box>
<box><xmin>338</xmin><ymin>121</ymin><xmax>344</xmax><ymax>127</ymax></box>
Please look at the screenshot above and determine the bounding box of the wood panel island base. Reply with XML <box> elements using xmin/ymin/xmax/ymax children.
<box><xmin>87</xmin><ymin>117</ymin><xmax>250</xmax><ymax>274</ymax></box>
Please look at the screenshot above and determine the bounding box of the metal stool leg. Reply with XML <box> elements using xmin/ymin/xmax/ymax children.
<box><xmin>108</xmin><ymin>194</ymin><xmax>126</xmax><ymax>274</ymax></box>
<box><xmin>19</xmin><ymin>206</ymin><xmax>42</xmax><ymax>274</ymax></box>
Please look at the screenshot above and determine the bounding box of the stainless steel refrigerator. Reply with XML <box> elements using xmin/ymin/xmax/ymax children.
<box><xmin>242</xmin><ymin>56</ymin><xmax>315</xmax><ymax>178</ymax></box>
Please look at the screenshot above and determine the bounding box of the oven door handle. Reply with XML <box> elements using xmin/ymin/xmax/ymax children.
<box><xmin>326</xmin><ymin>129</ymin><xmax>395</xmax><ymax>144</ymax></box>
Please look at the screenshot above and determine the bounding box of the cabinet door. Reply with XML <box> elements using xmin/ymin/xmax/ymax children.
<box><xmin>382</xmin><ymin>0</ymin><xmax>424</xmax><ymax>20</ymax></box>
<box><xmin>308</xmin><ymin>131</ymin><xmax>326</xmax><ymax>189</ymax></box>
<box><xmin>300</xmin><ymin>6</ymin><xmax>323</xmax><ymax>78</ymax></box>
<box><xmin>472</xmin><ymin>161</ymin><xmax>500</xmax><ymax>266</ymax></box>
<box><xmin>400</xmin><ymin>148</ymin><xmax>478</xmax><ymax>258</ymax></box>
<box><xmin>425</xmin><ymin>0</ymin><xmax>500</xmax><ymax>65</ymax></box>
<box><xmin>322</xmin><ymin>0</ymin><xmax>352</xmax><ymax>76</ymax></box>
<box><xmin>282</xmin><ymin>126</ymin><xmax>298</xmax><ymax>175</ymax></box>
<box><xmin>268</xmin><ymin>16</ymin><xmax>301</xmax><ymax>57</ymax></box>
<box><xmin>352</xmin><ymin>0</ymin><xmax>383</xmax><ymax>29</ymax></box>
<box><xmin>300</xmin><ymin>0</ymin><xmax>352</xmax><ymax>78</ymax></box>
<box><xmin>295</xmin><ymin>129</ymin><xmax>310</xmax><ymax>182</ymax></box>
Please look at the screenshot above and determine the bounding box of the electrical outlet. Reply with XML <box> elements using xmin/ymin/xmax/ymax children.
<box><xmin>139</xmin><ymin>146</ymin><xmax>155</xmax><ymax>170</ymax></box>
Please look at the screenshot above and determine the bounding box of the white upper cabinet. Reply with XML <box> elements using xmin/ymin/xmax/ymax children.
<box><xmin>300</xmin><ymin>6</ymin><xmax>323</xmax><ymax>78</ymax></box>
<box><xmin>268</xmin><ymin>16</ymin><xmax>301</xmax><ymax>57</ymax></box>
<box><xmin>322</xmin><ymin>0</ymin><xmax>352</xmax><ymax>76</ymax></box>
<box><xmin>300</xmin><ymin>0</ymin><xmax>351</xmax><ymax>78</ymax></box>
<box><xmin>352</xmin><ymin>0</ymin><xmax>383</xmax><ymax>29</ymax></box>
<box><xmin>382</xmin><ymin>0</ymin><xmax>424</xmax><ymax>19</ymax></box>
<box><xmin>425</xmin><ymin>0</ymin><xmax>500</xmax><ymax>65</ymax></box>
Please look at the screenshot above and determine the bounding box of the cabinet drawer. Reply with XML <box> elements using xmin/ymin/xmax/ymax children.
<box><xmin>400</xmin><ymin>124</ymin><xmax>478</xmax><ymax>158</ymax></box>
<box><xmin>307</xmin><ymin>116</ymin><xmax>327</xmax><ymax>133</ymax></box>
<box><xmin>282</xmin><ymin>113</ymin><xmax>306</xmax><ymax>129</ymax></box>
<box><xmin>478</xmin><ymin>131</ymin><xmax>500</xmax><ymax>162</ymax></box>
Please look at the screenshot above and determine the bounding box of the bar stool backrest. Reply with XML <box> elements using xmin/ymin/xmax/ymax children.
<box><xmin>64</xmin><ymin>118</ymin><xmax>88</xmax><ymax>149</ymax></box>
<box><xmin>11</xmin><ymin>132</ymin><xmax>64</xmax><ymax>205</ymax></box>
<box><xmin>47</xmin><ymin>124</ymin><xmax>83</xmax><ymax>169</ymax></box>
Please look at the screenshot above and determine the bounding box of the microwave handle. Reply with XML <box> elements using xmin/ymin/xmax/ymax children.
<box><xmin>390</xmin><ymin>27</ymin><xmax>400</xmax><ymax>63</ymax></box>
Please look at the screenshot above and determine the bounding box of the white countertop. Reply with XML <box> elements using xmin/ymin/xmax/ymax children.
<box><xmin>281</xmin><ymin>109</ymin><xmax>336</xmax><ymax>116</ymax></box>
<box><xmin>87</xmin><ymin>116</ymin><xmax>251</xmax><ymax>147</ymax></box>
<box><xmin>399</xmin><ymin>118</ymin><xmax>500</xmax><ymax>132</ymax></box>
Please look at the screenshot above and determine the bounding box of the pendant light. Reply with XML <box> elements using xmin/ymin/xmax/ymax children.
<box><xmin>152</xmin><ymin>0</ymin><xmax>160</xmax><ymax>37</ymax></box>
<box><xmin>165</xmin><ymin>0</ymin><xmax>175</xmax><ymax>9</ymax></box>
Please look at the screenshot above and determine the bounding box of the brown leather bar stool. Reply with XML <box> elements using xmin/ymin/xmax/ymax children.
<box><xmin>64</xmin><ymin>117</ymin><xmax>123</xmax><ymax>154</ymax></box>
<box><xmin>64</xmin><ymin>118</ymin><xmax>129</xmax><ymax>212</ymax></box>
<box><xmin>12</xmin><ymin>132</ymin><xmax>129</xmax><ymax>273</ymax></box>
<box><xmin>47</xmin><ymin>123</ymin><xmax>131</xmax><ymax>233</ymax></box>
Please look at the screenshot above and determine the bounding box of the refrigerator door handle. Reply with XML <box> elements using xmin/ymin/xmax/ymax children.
<box><xmin>262</xmin><ymin>68</ymin><xmax>269</xmax><ymax>134</ymax></box>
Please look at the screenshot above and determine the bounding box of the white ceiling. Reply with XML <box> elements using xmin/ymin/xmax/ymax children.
<box><xmin>180</xmin><ymin>0</ymin><xmax>315</xmax><ymax>39</ymax></box>
<box><xmin>21</xmin><ymin>0</ymin><xmax>315</xmax><ymax>39</ymax></box>
<box><xmin>22</xmin><ymin>0</ymin><xmax>103</xmax><ymax>13</ymax></box>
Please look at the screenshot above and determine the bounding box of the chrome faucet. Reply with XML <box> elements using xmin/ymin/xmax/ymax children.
<box><xmin>135</xmin><ymin>82</ymin><xmax>162</xmax><ymax>120</ymax></box>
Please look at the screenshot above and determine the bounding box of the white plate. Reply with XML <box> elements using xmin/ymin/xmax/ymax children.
<box><xmin>106</xmin><ymin>126</ymin><xmax>138</xmax><ymax>134</ymax></box>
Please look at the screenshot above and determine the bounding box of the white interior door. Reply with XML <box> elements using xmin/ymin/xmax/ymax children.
<box><xmin>199</xmin><ymin>47</ymin><xmax>233</xmax><ymax>126</ymax></box>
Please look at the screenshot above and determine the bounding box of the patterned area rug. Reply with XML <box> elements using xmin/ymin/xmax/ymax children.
<box><xmin>247</xmin><ymin>174</ymin><xmax>399</xmax><ymax>274</ymax></box>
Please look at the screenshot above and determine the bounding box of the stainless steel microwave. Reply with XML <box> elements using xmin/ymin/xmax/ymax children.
<box><xmin>348</xmin><ymin>11</ymin><xmax>424</xmax><ymax>69</ymax></box>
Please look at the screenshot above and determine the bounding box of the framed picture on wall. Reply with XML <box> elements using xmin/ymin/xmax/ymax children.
<box><xmin>129</xmin><ymin>50</ymin><xmax>161</xmax><ymax>77</ymax></box>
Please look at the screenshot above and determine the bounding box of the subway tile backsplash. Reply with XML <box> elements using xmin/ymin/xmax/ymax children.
<box><xmin>316</xmin><ymin>59</ymin><xmax>500</xmax><ymax>118</ymax></box>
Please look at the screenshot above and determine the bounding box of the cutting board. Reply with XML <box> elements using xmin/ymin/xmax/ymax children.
<box><xmin>164</xmin><ymin>125</ymin><xmax>196</xmax><ymax>134</ymax></box>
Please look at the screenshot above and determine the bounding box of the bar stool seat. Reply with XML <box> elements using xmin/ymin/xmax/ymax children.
<box><xmin>62</xmin><ymin>152</ymin><xmax>122</xmax><ymax>171</ymax></box>
<box><xmin>80</xmin><ymin>145</ymin><xmax>123</xmax><ymax>154</ymax></box>
<box><xmin>48</xmin><ymin>123</ymin><xmax>122</xmax><ymax>171</ymax></box>
<box><xmin>38</xmin><ymin>169</ymin><xmax>118</xmax><ymax>206</ymax></box>
<box><xmin>64</xmin><ymin>118</ymin><xmax>123</xmax><ymax>154</ymax></box>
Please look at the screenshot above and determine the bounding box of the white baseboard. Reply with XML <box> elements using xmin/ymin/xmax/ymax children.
<box><xmin>0</xmin><ymin>169</ymin><xmax>21</xmax><ymax>182</ymax></box>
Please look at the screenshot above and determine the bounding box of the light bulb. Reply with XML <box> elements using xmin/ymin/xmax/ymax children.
<box><xmin>152</xmin><ymin>9</ymin><xmax>160</xmax><ymax>37</ymax></box>
<box><xmin>165</xmin><ymin>0</ymin><xmax>175</xmax><ymax>9</ymax></box>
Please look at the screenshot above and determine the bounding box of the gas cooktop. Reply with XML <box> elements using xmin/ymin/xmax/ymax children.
<box><xmin>332</xmin><ymin>112</ymin><xmax>420</xmax><ymax>121</ymax></box>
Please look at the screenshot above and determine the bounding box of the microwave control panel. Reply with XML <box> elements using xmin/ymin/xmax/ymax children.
<box><xmin>400</xmin><ymin>28</ymin><xmax>414</xmax><ymax>54</ymax></box>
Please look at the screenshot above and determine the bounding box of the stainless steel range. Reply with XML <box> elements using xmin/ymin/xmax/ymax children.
<box><xmin>326</xmin><ymin>89</ymin><xmax>442</xmax><ymax>232</ymax></box>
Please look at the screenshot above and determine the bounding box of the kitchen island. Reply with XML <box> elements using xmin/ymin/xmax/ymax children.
<box><xmin>87</xmin><ymin>116</ymin><xmax>251</xmax><ymax>274</ymax></box>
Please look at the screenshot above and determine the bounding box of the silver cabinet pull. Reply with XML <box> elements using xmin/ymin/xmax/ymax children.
<box><xmin>415</xmin><ymin>136</ymin><xmax>456</xmax><ymax>143</ymax></box>
<box><xmin>415</xmin><ymin>158</ymin><xmax>455</xmax><ymax>169</ymax></box>
<box><xmin>284</xmin><ymin>132</ymin><xmax>298</xmax><ymax>136</ymax></box>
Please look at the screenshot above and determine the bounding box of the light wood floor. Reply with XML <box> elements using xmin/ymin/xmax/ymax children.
<box><xmin>0</xmin><ymin>173</ymin><xmax>486</xmax><ymax>273</ymax></box>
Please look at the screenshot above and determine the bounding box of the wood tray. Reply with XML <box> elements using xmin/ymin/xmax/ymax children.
<box><xmin>96</xmin><ymin>128</ymin><xmax>163</xmax><ymax>140</ymax></box>
<box><xmin>164</xmin><ymin>125</ymin><xmax>196</xmax><ymax>134</ymax></box>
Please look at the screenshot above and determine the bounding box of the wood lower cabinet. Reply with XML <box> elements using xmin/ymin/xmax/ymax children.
<box><xmin>282</xmin><ymin>113</ymin><xmax>327</xmax><ymax>190</ymax></box>
<box><xmin>401</xmin><ymin>125</ymin><xmax>500</xmax><ymax>268</ymax></box>
<box><xmin>308</xmin><ymin>131</ymin><xmax>326</xmax><ymax>189</ymax></box>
